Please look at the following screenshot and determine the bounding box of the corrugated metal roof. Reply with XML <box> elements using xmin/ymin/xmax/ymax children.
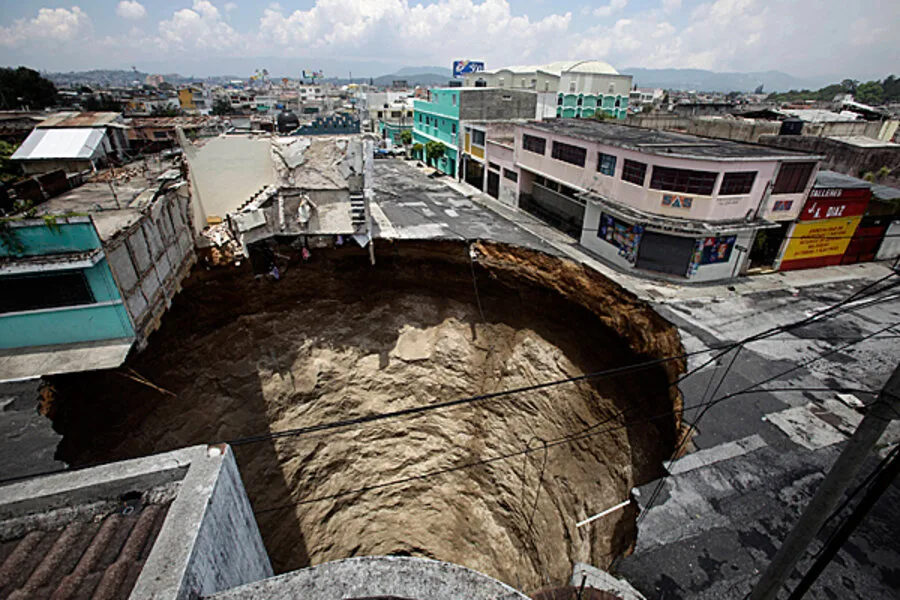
<box><xmin>11</xmin><ymin>128</ymin><xmax>106</xmax><ymax>161</ymax></box>
<box><xmin>37</xmin><ymin>112</ymin><xmax>121</xmax><ymax>128</ymax></box>
<box><xmin>814</xmin><ymin>170</ymin><xmax>871</xmax><ymax>189</ymax></box>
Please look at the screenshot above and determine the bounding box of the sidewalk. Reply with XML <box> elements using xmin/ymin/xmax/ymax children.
<box><xmin>433</xmin><ymin>171</ymin><xmax>896</xmax><ymax>304</ymax></box>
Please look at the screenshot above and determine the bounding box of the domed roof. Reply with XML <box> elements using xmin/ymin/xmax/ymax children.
<box><xmin>561</xmin><ymin>60</ymin><xmax>620</xmax><ymax>75</ymax></box>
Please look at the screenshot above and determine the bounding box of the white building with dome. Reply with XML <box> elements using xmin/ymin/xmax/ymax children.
<box><xmin>462</xmin><ymin>60</ymin><xmax>633</xmax><ymax>119</ymax></box>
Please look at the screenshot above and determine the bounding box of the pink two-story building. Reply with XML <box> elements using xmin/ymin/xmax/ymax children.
<box><xmin>507</xmin><ymin>119</ymin><xmax>821</xmax><ymax>282</ymax></box>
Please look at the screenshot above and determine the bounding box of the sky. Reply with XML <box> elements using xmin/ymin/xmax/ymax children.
<box><xmin>0</xmin><ymin>0</ymin><xmax>897</xmax><ymax>80</ymax></box>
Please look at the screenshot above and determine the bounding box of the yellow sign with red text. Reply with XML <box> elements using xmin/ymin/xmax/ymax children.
<box><xmin>782</xmin><ymin>217</ymin><xmax>861</xmax><ymax>262</ymax></box>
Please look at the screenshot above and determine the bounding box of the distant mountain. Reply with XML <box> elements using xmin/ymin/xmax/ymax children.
<box><xmin>622</xmin><ymin>68</ymin><xmax>831</xmax><ymax>93</ymax></box>
<box><xmin>393</xmin><ymin>66</ymin><xmax>453</xmax><ymax>77</ymax></box>
<box><xmin>372</xmin><ymin>71</ymin><xmax>454</xmax><ymax>87</ymax></box>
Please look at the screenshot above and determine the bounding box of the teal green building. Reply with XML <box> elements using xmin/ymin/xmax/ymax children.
<box><xmin>0</xmin><ymin>218</ymin><xmax>135</xmax><ymax>349</ymax></box>
<box><xmin>379</xmin><ymin>120</ymin><xmax>413</xmax><ymax>145</ymax></box>
<box><xmin>413</xmin><ymin>89</ymin><xmax>460</xmax><ymax>176</ymax></box>
<box><xmin>556</xmin><ymin>93</ymin><xmax>628</xmax><ymax>119</ymax></box>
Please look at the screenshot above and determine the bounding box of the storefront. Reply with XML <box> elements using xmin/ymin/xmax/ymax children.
<box><xmin>779</xmin><ymin>175</ymin><xmax>871</xmax><ymax>271</ymax></box>
<box><xmin>582</xmin><ymin>195</ymin><xmax>763</xmax><ymax>282</ymax></box>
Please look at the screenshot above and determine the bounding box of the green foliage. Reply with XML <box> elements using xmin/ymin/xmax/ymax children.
<box><xmin>211</xmin><ymin>98</ymin><xmax>233</xmax><ymax>116</ymax></box>
<box><xmin>84</xmin><ymin>93</ymin><xmax>122</xmax><ymax>112</ymax></box>
<box><xmin>150</xmin><ymin>104</ymin><xmax>180</xmax><ymax>117</ymax></box>
<box><xmin>42</xmin><ymin>214</ymin><xmax>61</xmax><ymax>233</ymax></box>
<box><xmin>0</xmin><ymin>67</ymin><xmax>58</xmax><ymax>109</ymax></box>
<box><xmin>411</xmin><ymin>143</ymin><xmax>424</xmax><ymax>159</ymax></box>
<box><xmin>399</xmin><ymin>129</ymin><xmax>413</xmax><ymax>146</ymax></box>
<box><xmin>424</xmin><ymin>141</ymin><xmax>445</xmax><ymax>167</ymax></box>
<box><xmin>856</xmin><ymin>81</ymin><xmax>885</xmax><ymax>106</ymax></box>
<box><xmin>593</xmin><ymin>110</ymin><xmax>613</xmax><ymax>121</ymax></box>
<box><xmin>767</xmin><ymin>75</ymin><xmax>899</xmax><ymax>105</ymax></box>
<box><xmin>0</xmin><ymin>141</ymin><xmax>21</xmax><ymax>183</ymax></box>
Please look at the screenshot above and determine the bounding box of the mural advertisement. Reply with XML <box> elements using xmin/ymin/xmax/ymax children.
<box><xmin>453</xmin><ymin>60</ymin><xmax>485</xmax><ymax>78</ymax></box>
<box><xmin>598</xmin><ymin>213</ymin><xmax>643</xmax><ymax>263</ymax></box>
<box><xmin>687</xmin><ymin>235</ymin><xmax>736</xmax><ymax>276</ymax></box>
<box><xmin>779</xmin><ymin>217</ymin><xmax>862</xmax><ymax>270</ymax></box>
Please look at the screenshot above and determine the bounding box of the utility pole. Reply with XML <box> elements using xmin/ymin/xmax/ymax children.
<box><xmin>750</xmin><ymin>362</ymin><xmax>900</xmax><ymax>600</ymax></box>
<box><xmin>787</xmin><ymin>446</ymin><xmax>900</xmax><ymax>599</ymax></box>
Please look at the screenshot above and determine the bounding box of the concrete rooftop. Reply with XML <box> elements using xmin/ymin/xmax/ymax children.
<box><xmin>523</xmin><ymin>119</ymin><xmax>822</xmax><ymax>161</ymax></box>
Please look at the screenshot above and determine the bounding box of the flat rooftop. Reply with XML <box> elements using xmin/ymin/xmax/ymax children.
<box><xmin>523</xmin><ymin>119</ymin><xmax>821</xmax><ymax>161</ymax></box>
<box><xmin>28</xmin><ymin>157</ymin><xmax>183</xmax><ymax>241</ymax></box>
<box><xmin>814</xmin><ymin>170</ymin><xmax>872</xmax><ymax>190</ymax></box>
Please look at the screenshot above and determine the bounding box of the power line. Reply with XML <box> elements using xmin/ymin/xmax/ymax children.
<box><xmin>228</xmin><ymin>274</ymin><xmax>900</xmax><ymax>448</ymax></box>
<box><xmin>252</xmin><ymin>322</ymin><xmax>895</xmax><ymax>514</ymax></box>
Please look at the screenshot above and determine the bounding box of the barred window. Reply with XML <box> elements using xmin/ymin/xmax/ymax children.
<box><xmin>597</xmin><ymin>153</ymin><xmax>617</xmax><ymax>176</ymax></box>
<box><xmin>523</xmin><ymin>134</ymin><xmax>546</xmax><ymax>154</ymax></box>
<box><xmin>773</xmin><ymin>162</ymin><xmax>815</xmax><ymax>194</ymax></box>
<box><xmin>503</xmin><ymin>169</ymin><xmax>518</xmax><ymax>182</ymax></box>
<box><xmin>551</xmin><ymin>141</ymin><xmax>587</xmax><ymax>167</ymax></box>
<box><xmin>720</xmin><ymin>171</ymin><xmax>757</xmax><ymax>195</ymax></box>
<box><xmin>650</xmin><ymin>166</ymin><xmax>718</xmax><ymax>195</ymax></box>
<box><xmin>622</xmin><ymin>159</ymin><xmax>647</xmax><ymax>186</ymax></box>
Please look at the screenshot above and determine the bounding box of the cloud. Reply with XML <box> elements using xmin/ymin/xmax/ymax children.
<box><xmin>116</xmin><ymin>1</ymin><xmax>147</xmax><ymax>20</ymax></box>
<box><xmin>593</xmin><ymin>0</ymin><xmax>628</xmax><ymax>18</ymax></box>
<box><xmin>157</xmin><ymin>0</ymin><xmax>246</xmax><ymax>51</ymax></box>
<box><xmin>256</xmin><ymin>0</ymin><xmax>572</xmax><ymax>65</ymax></box>
<box><xmin>1</xmin><ymin>0</ymin><xmax>898</xmax><ymax>81</ymax></box>
<box><xmin>0</xmin><ymin>6</ymin><xmax>91</xmax><ymax>47</ymax></box>
<box><xmin>661</xmin><ymin>0</ymin><xmax>682</xmax><ymax>11</ymax></box>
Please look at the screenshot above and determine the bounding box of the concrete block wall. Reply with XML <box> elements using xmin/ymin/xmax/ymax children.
<box><xmin>103</xmin><ymin>187</ymin><xmax>196</xmax><ymax>348</ymax></box>
<box><xmin>460</xmin><ymin>89</ymin><xmax>538</xmax><ymax>121</ymax></box>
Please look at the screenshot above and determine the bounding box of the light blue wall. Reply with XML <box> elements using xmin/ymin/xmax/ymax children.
<box><xmin>0</xmin><ymin>258</ymin><xmax>135</xmax><ymax>349</ymax></box>
<box><xmin>0</xmin><ymin>220</ymin><xmax>100</xmax><ymax>257</ymax></box>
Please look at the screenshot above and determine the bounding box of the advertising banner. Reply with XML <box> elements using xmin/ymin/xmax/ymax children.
<box><xmin>453</xmin><ymin>60</ymin><xmax>485</xmax><ymax>78</ymax></box>
<box><xmin>779</xmin><ymin>216</ymin><xmax>862</xmax><ymax>270</ymax></box>
<box><xmin>799</xmin><ymin>188</ymin><xmax>870</xmax><ymax>221</ymax></box>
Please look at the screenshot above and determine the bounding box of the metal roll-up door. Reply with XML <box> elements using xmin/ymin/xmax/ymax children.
<box><xmin>635</xmin><ymin>232</ymin><xmax>695</xmax><ymax>276</ymax></box>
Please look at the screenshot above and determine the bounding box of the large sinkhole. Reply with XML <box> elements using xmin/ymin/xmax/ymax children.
<box><xmin>47</xmin><ymin>240</ymin><xmax>685</xmax><ymax>593</ymax></box>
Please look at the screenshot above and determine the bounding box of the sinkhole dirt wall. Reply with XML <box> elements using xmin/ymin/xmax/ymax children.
<box><xmin>47</xmin><ymin>240</ymin><xmax>685</xmax><ymax>593</ymax></box>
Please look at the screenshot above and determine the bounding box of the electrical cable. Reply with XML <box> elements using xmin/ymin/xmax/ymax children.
<box><xmin>252</xmin><ymin>323</ymin><xmax>896</xmax><ymax>514</ymax></box>
<box><xmin>229</xmin><ymin>274</ymin><xmax>900</xmax><ymax>448</ymax></box>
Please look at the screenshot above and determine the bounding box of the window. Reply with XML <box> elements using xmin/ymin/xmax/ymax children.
<box><xmin>614</xmin><ymin>98</ymin><xmax>621</xmax><ymax>108</ymax></box>
<box><xmin>622</xmin><ymin>159</ymin><xmax>647</xmax><ymax>186</ymax></box>
<box><xmin>472</xmin><ymin>129</ymin><xmax>485</xmax><ymax>146</ymax></box>
<box><xmin>523</xmin><ymin>134</ymin><xmax>546</xmax><ymax>155</ymax></box>
<box><xmin>451</xmin><ymin>124</ymin><xmax>457</xmax><ymax>134</ymax></box>
<box><xmin>498</xmin><ymin>78</ymin><xmax>504</xmax><ymax>87</ymax></box>
<box><xmin>377</xmin><ymin>111</ymin><xmax>383</xmax><ymax>118</ymax></box>
<box><xmin>597</xmin><ymin>153</ymin><xmax>617</xmax><ymax>176</ymax></box>
<box><xmin>488</xmin><ymin>162</ymin><xmax>500</xmax><ymax>171</ymax></box>
<box><xmin>0</xmin><ymin>271</ymin><xmax>94</xmax><ymax>314</ymax></box>
<box><xmin>577</xmin><ymin>97</ymin><xmax>583</xmax><ymax>106</ymax></box>
<box><xmin>544</xmin><ymin>82</ymin><xmax>550</xmax><ymax>91</ymax></box>
<box><xmin>569</xmin><ymin>82</ymin><xmax>576</xmax><ymax>92</ymax></box>
<box><xmin>551</xmin><ymin>141</ymin><xmax>587</xmax><ymax>167</ymax></box>
<box><xmin>452</xmin><ymin>95</ymin><xmax>457</xmax><ymax>106</ymax></box>
<box><xmin>608</xmin><ymin>82</ymin><xmax>615</xmax><ymax>93</ymax></box>
<box><xmin>773</xmin><ymin>162</ymin><xmax>815</xmax><ymax>194</ymax></box>
<box><xmin>719</xmin><ymin>171</ymin><xmax>757</xmax><ymax>195</ymax></box>
<box><xmin>557</xmin><ymin>95</ymin><xmax>563</xmax><ymax>106</ymax></box>
<box><xmin>504</xmin><ymin>169</ymin><xmax>518</xmax><ymax>182</ymax></box>
<box><xmin>533</xmin><ymin>175</ymin><xmax>546</xmax><ymax>186</ymax></box>
<box><xmin>391</xmin><ymin>111</ymin><xmax>401</xmax><ymax>118</ymax></box>
<box><xmin>521</xmin><ymin>79</ymin><xmax>526</xmax><ymax>87</ymax></box>
<box><xmin>153</xmin><ymin>131</ymin><xmax>169</xmax><ymax>139</ymax></box>
<box><xmin>650</xmin><ymin>166</ymin><xmax>718</xmax><ymax>195</ymax></box>
<box><xmin>418</xmin><ymin>114</ymin><xmax>423</xmax><ymax>122</ymax></box>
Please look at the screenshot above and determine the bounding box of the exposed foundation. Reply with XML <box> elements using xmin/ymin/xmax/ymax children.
<box><xmin>47</xmin><ymin>240</ymin><xmax>684</xmax><ymax>594</ymax></box>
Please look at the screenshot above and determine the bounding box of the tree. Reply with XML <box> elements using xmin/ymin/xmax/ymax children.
<box><xmin>84</xmin><ymin>93</ymin><xmax>121</xmax><ymax>111</ymax></box>
<box><xmin>424</xmin><ymin>141</ymin><xmax>444</xmax><ymax>167</ymax></box>
<box><xmin>211</xmin><ymin>98</ymin><xmax>233</xmax><ymax>116</ymax></box>
<box><xmin>855</xmin><ymin>81</ymin><xmax>885</xmax><ymax>106</ymax></box>
<box><xmin>841</xmin><ymin>79</ymin><xmax>859</xmax><ymax>94</ymax></box>
<box><xmin>0</xmin><ymin>141</ymin><xmax>21</xmax><ymax>183</ymax></box>
<box><xmin>411</xmin><ymin>143</ymin><xmax>424</xmax><ymax>160</ymax></box>
<box><xmin>399</xmin><ymin>129</ymin><xmax>412</xmax><ymax>146</ymax></box>
<box><xmin>150</xmin><ymin>104</ymin><xmax>180</xmax><ymax>117</ymax></box>
<box><xmin>0</xmin><ymin>67</ymin><xmax>57</xmax><ymax>109</ymax></box>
